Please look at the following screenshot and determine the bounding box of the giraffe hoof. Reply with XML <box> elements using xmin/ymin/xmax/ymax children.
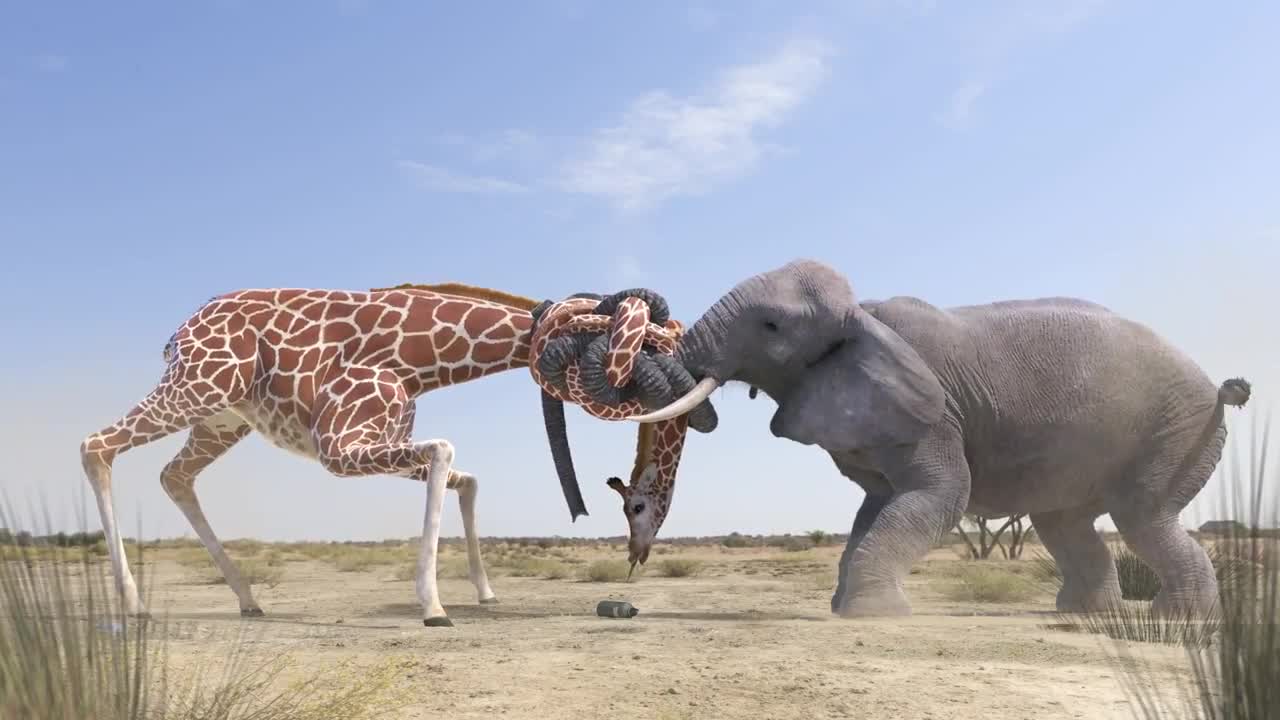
<box><xmin>241</xmin><ymin>607</ymin><xmax>265</xmax><ymax>618</ymax></box>
<box><xmin>479</xmin><ymin>597</ymin><xmax>500</xmax><ymax>605</ymax></box>
<box><xmin>423</xmin><ymin>616</ymin><xmax>454</xmax><ymax>628</ymax></box>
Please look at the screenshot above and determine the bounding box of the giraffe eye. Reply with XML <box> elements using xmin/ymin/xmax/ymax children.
<box><xmin>632</xmin><ymin>502</ymin><xmax>646</xmax><ymax>514</ymax></box>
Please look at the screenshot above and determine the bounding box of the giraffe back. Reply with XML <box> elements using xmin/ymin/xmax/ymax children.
<box><xmin>163</xmin><ymin>287</ymin><xmax>536</xmax><ymax>458</ymax></box>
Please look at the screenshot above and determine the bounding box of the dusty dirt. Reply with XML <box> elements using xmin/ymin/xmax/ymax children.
<box><xmin>120</xmin><ymin>543</ymin><xmax>1199</xmax><ymax>720</ymax></box>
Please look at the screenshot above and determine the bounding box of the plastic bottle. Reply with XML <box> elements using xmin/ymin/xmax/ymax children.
<box><xmin>596</xmin><ymin>600</ymin><xmax>639</xmax><ymax>618</ymax></box>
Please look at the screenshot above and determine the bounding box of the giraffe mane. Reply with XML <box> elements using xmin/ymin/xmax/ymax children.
<box><xmin>630</xmin><ymin>423</ymin><xmax>656</xmax><ymax>485</ymax></box>
<box><xmin>370</xmin><ymin>282</ymin><xmax>542</xmax><ymax>312</ymax></box>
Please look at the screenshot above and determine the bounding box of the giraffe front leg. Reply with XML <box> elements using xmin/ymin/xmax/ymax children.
<box><xmin>321</xmin><ymin>435</ymin><xmax>458</xmax><ymax>626</ymax></box>
<box><xmin>312</xmin><ymin>374</ymin><xmax>460</xmax><ymax>627</ymax></box>
<box><xmin>450</xmin><ymin>470</ymin><xmax>497</xmax><ymax>604</ymax></box>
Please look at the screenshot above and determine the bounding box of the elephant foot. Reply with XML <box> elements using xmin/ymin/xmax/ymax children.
<box><xmin>423</xmin><ymin>616</ymin><xmax>454</xmax><ymax>628</ymax></box>
<box><xmin>832</xmin><ymin>583</ymin><xmax>911</xmax><ymax>618</ymax></box>
<box><xmin>1055</xmin><ymin>586</ymin><xmax>1123</xmax><ymax>615</ymax></box>
<box><xmin>1151</xmin><ymin>586</ymin><xmax>1219</xmax><ymax>623</ymax></box>
<box><xmin>240</xmin><ymin>606</ymin><xmax>265</xmax><ymax>618</ymax></box>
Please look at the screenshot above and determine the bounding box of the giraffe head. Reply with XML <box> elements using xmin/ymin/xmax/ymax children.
<box><xmin>604</xmin><ymin>417</ymin><xmax>687</xmax><ymax>571</ymax></box>
<box><xmin>606</xmin><ymin>466</ymin><xmax>660</xmax><ymax>568</ymax></box>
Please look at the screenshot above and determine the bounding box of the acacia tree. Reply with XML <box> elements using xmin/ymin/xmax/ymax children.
<box><xmin>955</xmin><ymin>513</ymin><xmax>1030</xmax><ymax>559</ymax></box>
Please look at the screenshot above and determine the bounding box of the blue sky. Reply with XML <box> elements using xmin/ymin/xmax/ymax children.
<box><xmin>2</xmin><ymin>1</ymin><xmax>1277</xmax><ymax>542</ymax></box>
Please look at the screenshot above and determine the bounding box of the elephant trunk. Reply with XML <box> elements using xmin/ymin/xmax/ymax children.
<box><xmin>675</xmin><ymin>287</ymin><xmax>744</xmax><ymax>381</ymax></box>
<box><xmin>541</xmin><ymin>391</ymin><xmax>589</xmax><ymax>521</ymax></box>
<box><xmin>628</xmin><ymin>288</ymin><xmax>747</xmax><ymax>425</ymax></box>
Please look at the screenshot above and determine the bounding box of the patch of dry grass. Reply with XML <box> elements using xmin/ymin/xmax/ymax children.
<box><xmin>498</xmin><ymin>555</ymin><xmax>570</xmax><ymax>579</ymax></box>
<box><xmin>582</xmin><ymin>559</ymin><xmax>633</xmax><ymax>583</ymax></box>
<box><xmin>942</xmin><ymin>564</ymin><xmax>1036</xmax><ymax>603</ymax></box>
<box><xmin>654</xmin><ymin>557</ymin><xmax>703</xmax><ymax>578</ymax></box>
<box><xmin>331</xmin><ymin>548</ymin><xmax>401</xmax><ymax>573</ymax></box>
<box><xmin>393</xmin><ymin>554</ymin><xmax>470</xmax><ymax>582</ymax></box>
<box><xmin>196</xmin><ymin>558</ymin><xmax>285</xmax><ymax>589</ymax></box>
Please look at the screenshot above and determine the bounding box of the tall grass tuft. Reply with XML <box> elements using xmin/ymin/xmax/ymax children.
<box><xmin>0</xmin><ymin>501</ymin><xmax>407</xmax><ymax>719</ymax></box>
<box><xmin>1114</xmin><ymin>545</ymin><xmax>1162</xmax><ymax>601</ymax></box>
<box><xmin>1106</xmin><ymin>407</ymin><xmax>1280</xmax><ymax>718</ymax></box>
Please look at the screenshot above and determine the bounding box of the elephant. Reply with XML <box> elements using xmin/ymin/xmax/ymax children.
<box><xmin>625</xmin><ymin>258</ymin><xmax>1251</xmax><ymax>618</ymax></box>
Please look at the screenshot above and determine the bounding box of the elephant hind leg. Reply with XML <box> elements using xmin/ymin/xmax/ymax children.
<box><xmin>1030</xmin><ymin>505</ymin><xmax>1121</xmax><ymax>613</ymax></box>
<box><xmin>1110</xmin><ymin>512</ymin><xmax>1217</xmax><ymax>618</ymax></box>
<box><xmin>1106</xmin><ymin>430</ymin><xmax>1227</xmax><ymax>619</ymax></box>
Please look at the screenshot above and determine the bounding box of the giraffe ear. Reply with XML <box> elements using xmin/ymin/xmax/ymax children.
<box><xmin>606</xmin><ymin>477</ymin><xmax>629</xmax><ymax>497</ymax></box>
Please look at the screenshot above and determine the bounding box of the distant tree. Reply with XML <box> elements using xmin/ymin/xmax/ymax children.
<box><xmin>955</xmin><ymin>514</ymin><xmax>1029</xmax><ymax>560</ymax></box>
<box><xmin>807</xmin><ymin>530</ymin><xmax>830</xmax><ymax>547</ymax></box>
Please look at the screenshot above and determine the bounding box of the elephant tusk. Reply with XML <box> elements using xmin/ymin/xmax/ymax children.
<box><xmin>626</xmin><ymin>377</ymin><xmax>720</xmax><ymax>423</ymax></box>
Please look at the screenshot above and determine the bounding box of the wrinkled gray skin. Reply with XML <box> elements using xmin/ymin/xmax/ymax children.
<box><xmin>670</xmin><ymin>259</ymin><xmax>1251</xmax><ymax>618</ymax></box>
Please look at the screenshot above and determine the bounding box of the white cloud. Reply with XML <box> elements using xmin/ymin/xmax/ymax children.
<box><xmin>558</xmin><ymin>37</ymin><xmax>833</xmax><ymax>211</ymax></box>
<box><xmin>937</xmin><ymin>80</ymin><xmax>987</xmax><ymax>129</ymax></box>
<box><xmin>397</xmin><ymin>160</ymin><xmax>529</xmax><ymax>195</ymax></box>
<box><xmin>31</xmin><ymin>53</ymin><xmax>69</xmax><ymax>73</ymax></box>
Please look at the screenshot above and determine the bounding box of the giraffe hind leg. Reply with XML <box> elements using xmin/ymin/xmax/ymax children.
<box><xmin>160</xmin><ymin>412</ymin><xmax>263</xmax><ymax>616</ymax></box>
<box><xmin>80</xmin><ymin>345</ymin><xmax>252</xmax><ymax>616</ymax></box>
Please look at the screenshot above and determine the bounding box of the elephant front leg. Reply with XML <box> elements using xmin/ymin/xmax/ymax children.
<box><xmin>832</xmin><ymin>492</ymin><xmax>893</xmax><ymax>614</ymax></box>
<box><xmin>832</xmin><ymin>435</ymin><xmax>969</xmax><ymax>618</ymax></box>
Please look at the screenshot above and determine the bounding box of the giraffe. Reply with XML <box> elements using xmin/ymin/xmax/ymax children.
<box><xmin>78</xmin><ymin>282</ymin><xmax>663</xmax><ymax>627</ymax></box>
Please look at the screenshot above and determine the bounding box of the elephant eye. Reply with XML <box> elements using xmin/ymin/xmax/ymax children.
<box><xmin>633</xmin><ymin>502</ymin><xmax>646</xmax><ymax>514</ymax></box>
<box><xmin>762</xmin><ymin>320</ymin><xmax>779</xmax><ymax>333</ymax></box>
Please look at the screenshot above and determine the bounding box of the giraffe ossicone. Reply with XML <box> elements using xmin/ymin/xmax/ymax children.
<box><xmin>80</xmin><ymin>282</ymin><xmax>713</xmax><ymax>627</ymax></box>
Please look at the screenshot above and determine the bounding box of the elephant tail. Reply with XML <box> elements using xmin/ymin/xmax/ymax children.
<box><xmin>1218</xmin><ymin>378</ymin><xmax>1252</xmax><ymax>408</ymax></box>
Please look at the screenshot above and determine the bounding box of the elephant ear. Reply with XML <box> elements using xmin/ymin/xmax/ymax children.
<box><xmin>769</xmin><ymin>308</ymin><xmax>944</xmax><ymax>451</ymax></box>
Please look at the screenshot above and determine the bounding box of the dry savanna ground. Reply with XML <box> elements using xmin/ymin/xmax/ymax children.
<box><xmin>15</xmin><ymin>534</ymin><xmax>1215</xmax><ymax>720</ymax></box>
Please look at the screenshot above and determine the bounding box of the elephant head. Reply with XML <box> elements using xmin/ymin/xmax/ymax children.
<box><xmin>628</xmin><ymin>259</ymin><xmax>945</xmax><ymax>452</ymax></box>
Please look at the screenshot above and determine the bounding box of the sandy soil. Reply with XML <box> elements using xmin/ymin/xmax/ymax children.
<box><xmin>117</xmin><ymin>543</ymin><xmax>1199</xmax><ymax>720</ymax></box>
